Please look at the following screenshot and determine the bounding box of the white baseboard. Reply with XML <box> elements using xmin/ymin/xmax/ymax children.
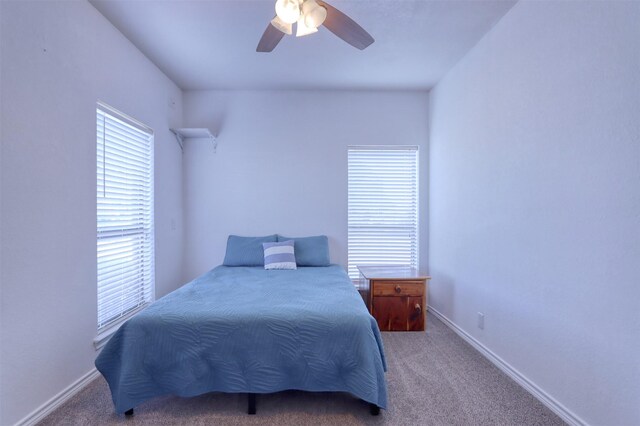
<box><xmin>15</xmin><ymin>368</ymin><xmax>100</xmax><ymax>426</ymax></box>
<box><xmin>428</xmin><ymin>306</ymin><xmax>586</xmax><ymax>426</ymax></box>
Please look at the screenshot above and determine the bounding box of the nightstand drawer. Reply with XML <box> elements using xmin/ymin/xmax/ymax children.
<box><xmin>373</xmin><ymin>281</ymin><xmax>424</xmax><ymax>297</ymax></box>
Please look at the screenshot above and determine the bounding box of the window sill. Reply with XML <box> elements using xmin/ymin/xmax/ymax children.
<box><xmin>93</xmin><ymin>304</ymin><xmax>147</xmax><ymax>351</ymax></box>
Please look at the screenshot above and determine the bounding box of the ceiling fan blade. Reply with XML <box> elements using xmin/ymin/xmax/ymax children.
<box><xmin>256</xmin><ymin>23</ymin><xmax>286</xmax><ymax>52</ymax></box>
<box><xmin>316</xmin><ymin>1</ymin><xmax>374</xmax><ymax>50</ymax></box>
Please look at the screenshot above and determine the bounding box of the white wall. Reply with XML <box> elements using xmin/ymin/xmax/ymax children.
<box><xmin>428</xmin><ymin>1</ymin><xmax>640</xmax><ymax>425</ymax></box>
<box><xmin>182</xmin><ymin>90</ymin><xmax>429</xmax><ymax>281</ymax></box>
<box><xmin>0</xmin><ymin>1</ymin><xmax>184</xmax><ymax>424</ymax></box>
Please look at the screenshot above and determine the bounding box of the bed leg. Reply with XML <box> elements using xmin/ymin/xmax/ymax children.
<box><xmin>248</xmin><ymin>393</ymin><xmax>256</xmax><ymax>415</ymax></box>
<box><xmin>369</xmin><ymin>403</ymin><xmax>380</xmax><ymax>416</ymax></box>
<box><xmin>124</xmin><ymin>408</ymin><xmax>134</xmax><ymax>416</ymax></box>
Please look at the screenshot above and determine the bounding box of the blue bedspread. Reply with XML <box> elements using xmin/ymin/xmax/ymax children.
<box><xmin>96</xmin><ymin>265</ymin><xmax>387</xmax><ymax>412</ymax></box>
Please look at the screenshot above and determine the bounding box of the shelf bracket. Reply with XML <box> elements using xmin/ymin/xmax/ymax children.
<box><xmin>169</xmin><ymin>129</ymin><xmax>185</xmax><ymax>151</ymax></box>
<box><xmin>169</xmin><ymin>128</ymin><xmax>216</xmax><ymax>153</ymax></box>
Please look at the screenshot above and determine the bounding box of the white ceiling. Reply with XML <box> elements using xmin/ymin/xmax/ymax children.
<box><xmin>89</xmin><ymin>0</ymin><xmax>516</xmax><ymax>91</ymax></box>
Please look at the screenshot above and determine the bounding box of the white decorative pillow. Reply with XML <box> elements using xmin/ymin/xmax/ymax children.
<box><xmin>263</xmin><ymin>240</ymin><xmax>297</xmax><ymax>270</ymax></box>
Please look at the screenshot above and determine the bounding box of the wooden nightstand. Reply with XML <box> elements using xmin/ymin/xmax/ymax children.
<box><xmin>358</xmin><ymin>265</ymin><xmax>430</xmax><ymax>331</ymax></box>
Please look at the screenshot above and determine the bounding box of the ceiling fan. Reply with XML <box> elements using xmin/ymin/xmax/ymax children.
<box><xmin>257</xmin><ymin>0</ymin><xmax>374</xmax><ymax>52</ymax></box>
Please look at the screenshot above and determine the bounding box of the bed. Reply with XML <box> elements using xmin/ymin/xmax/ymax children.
<box><xmin>95</xmin><ymin>264</ymin><xmax>388</xmax><ymax>415</ymax></box>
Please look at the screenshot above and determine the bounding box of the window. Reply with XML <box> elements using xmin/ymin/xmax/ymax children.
<box><xmin>96</xmin><ymin>102</ymin><xmax>154</xmax><ymax>335</ymax></box>
<box><xmin>347</xmin><ymin>146</ymin><xmax>419</xmax><ymax>280</ymax></box>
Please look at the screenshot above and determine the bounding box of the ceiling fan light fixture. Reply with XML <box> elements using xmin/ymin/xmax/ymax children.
<box><xmin>296</xmin><ymin>16</ymin><xmax>318</xmax><ymax>37</ymax></box>
<box><xmin>258</xmin><ymin>0</ymin><xmax>374</xmax><ymax>52</ymax></box>
<box><xmin>302</xmin><ymin>0</ymin><xmax>327</xmax><ymax>28</ymax></box>
<box><xmin>271</xmin><ymin>15</ymin><xmax>293</xmax><ymax>35</ymax></box>
<box><xmin>275</xmin><ymin>0</ymin><xmax>301</xmax><ymax>24</ymax></box>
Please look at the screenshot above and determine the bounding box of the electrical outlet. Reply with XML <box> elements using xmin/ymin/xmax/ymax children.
<box><xmin>171</xmin><ymin>218</ymin><xmax>176</xmax><ymax>231</ymax></box>
<box><xmin>477</xmin><ymin>312</ymin><xmax>485</xmax><ymax>330</ymax></box>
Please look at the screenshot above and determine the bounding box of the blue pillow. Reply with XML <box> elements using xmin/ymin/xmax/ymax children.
<box><xmin>223</xmin><ymin>234</ymin><xmax>277</xmax><ymax>266</ymax></box>
<box><xmin>263</xmin><ymin>240</ymin><xmax>297</xmax><ymax>270</ymax></box>
<box><xmin>276</xmin><ymin>235</ymin><xmax>330</xmax><ymax>266</ymax></box>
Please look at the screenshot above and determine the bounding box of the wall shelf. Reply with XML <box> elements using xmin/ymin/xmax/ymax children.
<box><xmin>170</xmin><ymin>128</ymin><xmax>217</xmax><ymax>152</ymax></box>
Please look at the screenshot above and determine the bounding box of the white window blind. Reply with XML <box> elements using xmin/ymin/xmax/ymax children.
<box><xmin>97</xmin><ymin>103</ymin><xmax>154</xmax><ymax>332</ymax></box>
<box><xmin>348</xmin><ymin>146</ymin><xmax>419</xmax><ymax>279</ymax></box>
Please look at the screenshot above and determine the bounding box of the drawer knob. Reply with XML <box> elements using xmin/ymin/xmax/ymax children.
<box><xmin>395</xmin><ymin>285</ymin><xmax>402</xmax><ymax>293</ymax></box>
<box><xmin>415</xmin><ymin>304</ymin><xmax>422</xmax><ymax>313</ymax></box>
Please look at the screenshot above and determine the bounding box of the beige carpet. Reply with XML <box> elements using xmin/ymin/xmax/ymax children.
<box><xmin>38</xmin><ymin>313</ymin><xmax>564</xmax><ymax>425</ymax></box>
